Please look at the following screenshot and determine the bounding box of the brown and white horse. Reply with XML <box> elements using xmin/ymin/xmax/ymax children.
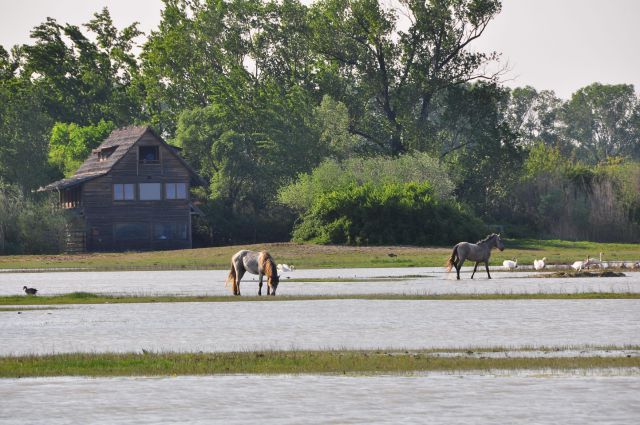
<box><xmin>226</xmin><ymin>250</ymin><xmax>280</xmax><ymax>296</ymax></box>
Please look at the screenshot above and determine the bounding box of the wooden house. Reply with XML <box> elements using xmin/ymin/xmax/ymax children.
<box><xmin>41</xmin><ymin>126</ymin><xmax>204</xmax><ymax>252</ymax></box>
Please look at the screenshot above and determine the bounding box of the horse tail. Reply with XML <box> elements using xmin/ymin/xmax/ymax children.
<box><xmin>445</xmin><ymin>245</ymin><xmax>458</xmax><ymax>272</ymax></box>
<box><xmin>226</xmin><ymin>263</ymin><xmax>237</xmax><ymax>294</ymax></box>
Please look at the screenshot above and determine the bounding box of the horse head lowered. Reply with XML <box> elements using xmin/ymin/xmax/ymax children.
<box><xmin>226</xmin><ymin>250</ymin><xmax>280</xmax><ymax>296</ymax></box>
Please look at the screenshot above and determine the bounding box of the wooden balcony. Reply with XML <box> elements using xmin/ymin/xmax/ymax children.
<box><xmin>60</xmin><ymin>187</ymin><xmax>82</xmax><ymax>209</ymax></box>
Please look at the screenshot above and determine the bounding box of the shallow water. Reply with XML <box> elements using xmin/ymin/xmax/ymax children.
<box><xmin>1</xmin><ymin>299</ymin><xmax>638</xmax><ymax>355</ymax></box>
<box><xmin>1</xmin><ymin>372</ymin><xmax>639</xmax><ymax>424</ymax></box>
<box><xmin>1</xmin><ymin>268</ymin><xmax>639</xmax><ymax>296</ymax></box>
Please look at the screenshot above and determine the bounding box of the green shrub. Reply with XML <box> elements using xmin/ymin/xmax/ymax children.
<box><xmin>279</xmin><ymin>153</ymin><xmax>456</xmax><ymax>213</ymax></box>
<box><xmin>292</xmin><ymin>182</ymin><xmax>486</xmax><ymax>245</ymax></box>
<box><xmin>0</xmin><ymin>181</ymin><xmax>66</xmax><ymax>254</ymax></box>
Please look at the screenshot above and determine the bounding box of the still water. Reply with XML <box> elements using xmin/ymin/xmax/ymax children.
<box><xmin>2</xmin><ymin>299</ymin><xmax>638</xmax><ymax>355</ymax></box>
<box><xmin>1</xmin><ymin>268</ymin><xmax>639</xmax><ymax>296</ymax></box>
<box><xmin>1</xmin><ymin>372</ymin><xmax>639</xmax><ymax>424</ymax></box>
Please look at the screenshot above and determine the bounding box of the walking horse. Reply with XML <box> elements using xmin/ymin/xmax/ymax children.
<box><xmin>446</xmin><ymin>234</ymin><xmax>505</xmax><ymax>280</ymax></box>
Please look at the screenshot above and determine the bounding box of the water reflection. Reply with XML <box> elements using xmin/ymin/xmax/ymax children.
<box><xmin>2</xmin><ymin>299</ymin><xmax>638</xmax><ymax>355</ymax></box>
<box><xmin>1</xmin><ymin>372</ymin><xmax>639</xmax><ymax>425</ymax></box>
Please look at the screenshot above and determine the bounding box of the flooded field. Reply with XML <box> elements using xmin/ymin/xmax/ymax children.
<box><xmin>1</xmin><ymin>267</ymin><xmax>640</xmax><ymax>296</ymax></box>
<box><xmin>2</xmin><ymin>268</ymin><xmax>639</xmax><ymax>424</ymax></box>
<box><xmin>2</xmin><ymin>299</ymin><xmax>638</xmax><ymax>355</ymax></box>
<box><xmin>2</xmin><ymin>371</ymin><xmax>639</xmax><ymax>424</ymax></box>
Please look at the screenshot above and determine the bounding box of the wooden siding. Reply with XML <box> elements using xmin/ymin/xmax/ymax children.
<box><xmin>79</xmin><ymin>130</ymin><xmax>194</xmax><ymax>252</ymax></box>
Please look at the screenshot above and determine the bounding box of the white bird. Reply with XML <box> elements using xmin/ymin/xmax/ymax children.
<box><xmin>585</xmin><ymin>252</ymin><xmax>603</xmax><ymax>269</ymax></box>
<box><xmin>277</xmin><ymin>264</ymin><xmax>294</xmax><ymax>273</ymax></box>
<box><xmin>503</xmin><ymin>258</ymin><xmax>518</xmax><ymax>271</ymax></box>
<box><xmin>533</xmin><ymin>257</ymin><xmax>546</xmax><ymax>270</ymax></box>
<box><xmin>571</xmin><ymin>256</ymin><xmax>589</xmax><ymax>271</ymax></box>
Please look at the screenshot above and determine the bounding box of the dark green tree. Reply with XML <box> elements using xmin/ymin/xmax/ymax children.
<box><xmin>140</xmin><ymin>0</ymin><xmax>261</xmax><ymax>136</ymax></box>
<box><xmin>309</xmin><ymin>0</ymin><xmax>503</xmax><ymax>155</ymax></box>
<box><xmin>434</xmin><ymin>82</ymin><xmax>523</xmax><ymax>220</ymax></box>
<box><xmin>562</xmin><ymin>83</ymin><xmax>640</xmax><ymax>164</ymax></box>
<box><xmin>21</xmin><ymin>9</ymin><xmax>144</xmax><ymax>126</ymax></box>
<box><xmin>0</xmin><ymin>47</ymin><xmax>53</xmax><ymax>191</ymax></box>
<box><xmin>506</xmin><ymin>86</ymin><xmax>564</xmax><ymax>149</ymax></box>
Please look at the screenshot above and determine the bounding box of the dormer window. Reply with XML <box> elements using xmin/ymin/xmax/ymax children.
<box><xmin>139</xmin><ymin>146</ymin><xmax>159</xmax><ymax>163</ymax></box>
<box><xmin>98</xmin><ymin>146</ymin><xmax>117</xmax><ymax>162</ymax></box>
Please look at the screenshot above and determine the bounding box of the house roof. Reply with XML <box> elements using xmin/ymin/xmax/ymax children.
<box><xmin>40</xmin><ymin>126</ymin><xmax>204</xmax><ymax>191</ymax></box>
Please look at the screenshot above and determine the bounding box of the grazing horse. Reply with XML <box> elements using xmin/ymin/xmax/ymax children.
<box><xmin>445</xmin><ymin>233</ymin><xmax>505</xmax><ymax>280</ymax></box>
<box><xmin>226</xmin><ymin>250</ymin><xmax>280</xmax><ymax>296</ymax></box>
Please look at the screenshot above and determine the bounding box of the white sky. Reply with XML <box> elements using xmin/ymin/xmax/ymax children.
<box><xmin>1</xmin><ymin>0</ymin><xmax>639</xmax><ymax>99</ymax></box>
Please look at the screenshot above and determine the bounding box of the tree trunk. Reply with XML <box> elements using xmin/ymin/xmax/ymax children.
<box><xmin>390</xmin><ymin>128</ymin><xmax>405</xmax><ymax>156</ymax></box>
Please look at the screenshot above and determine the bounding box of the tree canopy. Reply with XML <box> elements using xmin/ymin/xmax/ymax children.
<box><xmin>2</xmin><ymin>0</ymin><xmax>640</xmax><ymax>251</ymax></box>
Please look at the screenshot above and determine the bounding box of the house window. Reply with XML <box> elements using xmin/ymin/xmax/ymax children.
<box><xmin>114</xmin><ymin>223</ymin><xmax>149</xmax><ymax>241</ymax></box>
<box><xmin>139</xmin><ymin>146</ymin><xmax>159</xmax><ymax>163</ymax></box>
<box><xmin>113</xmin><ymin>183</ymin><xmax>135</xmax><ymax>201</ymax></box>
<box><xmin>153</xmin><ymin>222</ymin><xmax>188</xmax><ymax>241</ymax></box>
<box><xmin>165</xmin><ymin>183</ymin><xmax>188</xmax><ymax>200</ymax></box>
<box><xmin>139</xmin><ymin>183</ymin><xmax>161</xmax><ymax>200</ymax></box>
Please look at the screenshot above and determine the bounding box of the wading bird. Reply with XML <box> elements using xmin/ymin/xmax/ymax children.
<box><xmin>503</xmin><ymin>258</ymin><xmax>518</xmax><ymax>271</ymax></box>
<box><xmin>533</xmin><ymin>257</ymin><xmax>546</xmax><ymax>270</ymax></box>
<box><xmin>571</xmin><ymin>257</ymin><xmax>589</xmax><ymax>271</ymax></box>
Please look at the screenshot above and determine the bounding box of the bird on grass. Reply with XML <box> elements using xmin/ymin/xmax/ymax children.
<box><xmin>533</xmin><ymin>257</ymin><xmax>546</xmax><ymax>270</ymax></box>
<box><xmin>23</xmin><ymin>286</ymin><xmax>38</xmax><ymax>295</ymax></box>
<box><xmin>502</xmin><ymin>258</ymin><xmax>518</xmax><ymax>271</ymax></box>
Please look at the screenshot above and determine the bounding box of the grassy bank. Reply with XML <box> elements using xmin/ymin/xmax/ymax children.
<box><xmin>1</xmin><ymin>292</ymin><xmax>639</xmax><ymax>306</ymax></box>
<box><xmin>2</xmin><ymin>240</ymin><xmax>640</xmax><ymax>271</ymax></box>
<box><xmin>1</xmin><ymin>349</ymin><xmax>638</xmax><ymax>377</ymax></box>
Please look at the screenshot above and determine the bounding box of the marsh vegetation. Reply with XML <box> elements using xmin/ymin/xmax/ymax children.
<box><xmin>1</xmin><ymin>348</ymin><xmax>638</xmax><ymax>378</ymax></box>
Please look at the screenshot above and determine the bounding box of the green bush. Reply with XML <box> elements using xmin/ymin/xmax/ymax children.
<box><xmin>0</xmin><ymin>181</ymin><xmax>66</xmax><ymax>254</ymax></box>
<box><xmin>292</xmin><ymin>182</ymin><xmax>486</xmax><ymax>245</ymax></box>
<box><xmin>278</xmin><ymin>153</ymin><xmax>456</xmax><ymax>213</ymax></box>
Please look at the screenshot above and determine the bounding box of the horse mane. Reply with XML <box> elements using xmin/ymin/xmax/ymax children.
<box><xmin>259</xmin><ymin>251</ymin><xmax>277</xmax><ymax>278</ymax></box>
<box><xmin>476</xmin><ymin>233</ymin><xmax>497</xmax><ymax>244</ymax></box>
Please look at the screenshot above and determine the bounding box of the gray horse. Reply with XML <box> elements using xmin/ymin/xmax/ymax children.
<box><xmin>446</xmin><ymin>234</ymin><xmax>505</xmax><ymax>280</ymax></box>
<box><xmin>226</xmin><ymin>250</ymin><xmax>280</xmax><ymax>296</ymax></box>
